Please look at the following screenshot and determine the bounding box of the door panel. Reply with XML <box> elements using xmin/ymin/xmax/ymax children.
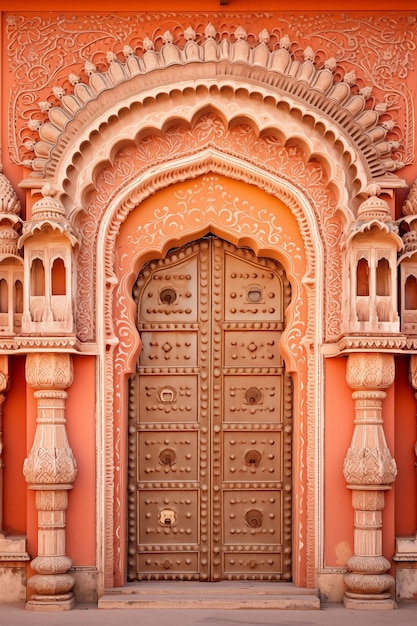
<box><xmin>128</xmin><ymin>237</ymin><xmax>292</xmax><ymax>581</ymax></box>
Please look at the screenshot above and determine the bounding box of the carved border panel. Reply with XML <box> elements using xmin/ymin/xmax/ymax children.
<box><xmin>6</xmin><ymin>12</ymin><xmax>415</xmax><ymax>172</ymax></box>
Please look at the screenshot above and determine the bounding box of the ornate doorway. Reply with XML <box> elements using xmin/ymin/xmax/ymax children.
<box><xmin>128</xmin><ymin>236</ymin><xmax>293</xmax><ymax>581</ymax></box>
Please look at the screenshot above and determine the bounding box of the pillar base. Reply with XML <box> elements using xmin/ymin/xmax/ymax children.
<box><xmin>26</xmin><ymin>592</ymin><xmax>75</xmax><ymax>611</ymax></box>
<box><xmin>343</xmin><ymin>593</ymin><xmax>397</xmax><ymax>610</ymax></box>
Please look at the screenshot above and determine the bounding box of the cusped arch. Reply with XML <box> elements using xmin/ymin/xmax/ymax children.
<box><xmin>109</xmin><ymin>163</ymin><xmax>312</xmax><ymax>375</ymax></box>
<box><xmin>73</xmin><ymin>117</ymin><xmax>343</xmax><ymax>344</ymax></box>
<box><xmin>66</xmin><ymin>99</ymin><xmax>352</xmax><ymax>218</ymax></box>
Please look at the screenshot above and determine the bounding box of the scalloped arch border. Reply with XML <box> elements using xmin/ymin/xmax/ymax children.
<box><xmin>22</xmin><ymin>26</ymin><xmax>405</xmax><ymax>197</ymax></box>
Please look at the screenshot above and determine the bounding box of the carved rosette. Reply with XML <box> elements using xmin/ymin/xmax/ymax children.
<box><xmin>343</xmin><ymin>353</ymin><xmax>397</xmax><ymax>609</ymax></box>
<box><xmin>23</xmin><ymin>353</ymin><xmax>77</xmax><ymax>611</ymax></box>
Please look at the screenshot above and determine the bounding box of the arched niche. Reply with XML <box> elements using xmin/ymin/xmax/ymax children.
<box><xmin>96</xmin><ymin>168</ymin><xmax>320</xmax><ymax>591</ymax></box>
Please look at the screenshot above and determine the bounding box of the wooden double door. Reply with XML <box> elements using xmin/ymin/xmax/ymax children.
<box><xmin>128</xmin><ymin>237</ymin><xmax>292</xmax><ymax>581</ymax></box>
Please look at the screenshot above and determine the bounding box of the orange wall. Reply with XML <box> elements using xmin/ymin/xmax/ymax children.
<box><xmin>324</xmin><ymin>356</ymin><xmax>415</xmax><ymax>570</ymax></box>
<box><xmin>324</xmin><ymin>357</ymin><xmax>354</xmax><ymax>567</ymax></box>
<box><xmin>394</xmin><ymin>356</ymin><xmax>417</xmax><ymax>536</ymax></box>
<box><xmin>65</xmin><ymin>355</ymin><xmax>96</xmax><ymax>565</ymax></box>
<box><xmin>3</xmin><ymin>356</ymin><xmax>26</xmax><ymax>533</ymax></box>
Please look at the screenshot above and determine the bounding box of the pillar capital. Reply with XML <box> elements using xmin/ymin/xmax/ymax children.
<box><xmin>25</xmin><ymin>353</ymin><xmax>73</xmax><ymax>391</ymax></box>
<box><xmin>346</xmin><ymin>352</ymin><xmax>394</xmax><ymax>391</ymax></box>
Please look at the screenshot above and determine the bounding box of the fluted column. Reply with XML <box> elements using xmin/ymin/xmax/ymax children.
<box><xmin>23</xmin><ymin>353</ymin><xmax>77</xmax><ymax>611</ymax></box>
<box><xmin>343</xmin><ymin>352</ymin><xmax>397</xmax><ymax>610</ymax></box>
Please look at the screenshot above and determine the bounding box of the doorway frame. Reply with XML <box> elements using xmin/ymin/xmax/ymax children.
<box><xmin>97</xmin><ymin>157</ymin><xmax>325</xmax><ymax>594</ymax></box>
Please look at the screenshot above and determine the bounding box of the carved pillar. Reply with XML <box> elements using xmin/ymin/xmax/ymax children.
<box><xmin>343</xmin><ymin>352</ymin><xmax>397</xmax><ymax>610</ymax></box>
<box><xmin>23</xmin><ymin>353</ymin><xmax>77</xmax><ymax>611</ymax></box>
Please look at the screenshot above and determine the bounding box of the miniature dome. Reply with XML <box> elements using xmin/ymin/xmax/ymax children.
<box><xmin>357</xmin><ymin>194</ymin><xmax>392</xmax><ymax>223</ymax></box>
<box><xmin>31</xmin><ymin>183</ymin><xmax>66</xmax><ymax>221</ymax></box>
<box><xmin>0</xmin><ymin>165</ymin><xmax>21</xmax><ymax>216</ymax></box>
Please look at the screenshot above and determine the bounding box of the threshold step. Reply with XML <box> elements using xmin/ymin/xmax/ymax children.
<box><xmin>98</xmin><ymin>582</ymin><xmax>320</xmax><ymax>610</ymax></box>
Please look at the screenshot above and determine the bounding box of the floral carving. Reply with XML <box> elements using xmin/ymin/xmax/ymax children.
<box><xmin>345</xmin><ymin>352</ymin><xmax>395</xmax><ymax>390</ymax></box>
<box><xmin>343</xmin><ymin>447</ymin><xmax>397</xmax><ymax>485</ymax></box>
<box><xmin>75</xmin><ymin>114</ymin><xmax>342</xmax><ymax>343</ymax></box>
<box><xmin>25</xmin><ymin>353</ymin><xmax>74</xmax><ymax>390</ymax></box>
<box><xmin>6</xmin><ymin>13</ymin><xmax>415</xmax><ymax>171</ymax></box>
<box><xmin>23</xmin><ymin>444</ymin><xmax>77</xmax><ymax>486</ymax></box>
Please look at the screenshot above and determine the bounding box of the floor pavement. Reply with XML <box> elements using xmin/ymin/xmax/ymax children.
<box><xmin>1</xmin><ymin>603</ymin><xmax>417</xmax><ymax>626</ymax></box>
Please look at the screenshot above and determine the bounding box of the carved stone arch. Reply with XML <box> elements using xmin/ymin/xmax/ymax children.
<box><xmin>72</xmin><ymin>114</ymin><xmax>342</xmax><ymax>345</ymax></box>
<box><xmin>93</xmin><ymin>149</ymin><xmax>323</xmax><ymax>590</ymax></box>
<box><xmin>21</xmin><ymin>27</ymin><xmax>404</xmax><ymax>199</ymax></box>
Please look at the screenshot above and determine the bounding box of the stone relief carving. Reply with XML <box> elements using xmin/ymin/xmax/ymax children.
<box><xmin>23</xmin><ymin>353</ymin><xmax>77</xmax><ymax>610</ymax></box>
<box><xmin>399</xmin><ymin>179</ymin><xmax>417</xmax><ymax>336</ymax></box>
<box><xmin>23</xmin><ymin>354</ymin><xmax>76</xmax><ymax>486</ymax></box>
<box><xmin>0</xmin><ymin>166</ymin><xmax>23</xmax><ymax>337</ymax></box>
<box><xmin>343</xmin><ymin>352</ymin><xmax>397</xmax><ymax>608</ymax></box>
<box><xmin>4</xmin><ymin>10</ymin><xmax>415</xmax><ymax>599</ymax></box>
<box><xmin>6</xmin><ymin>13</ymin><xmax>415</xmax><ymax>175</ymax></box>
<box><xmin>74</xmin><ymin>115</ymin><xmax>342</xmax><ymax>343</ymax></box>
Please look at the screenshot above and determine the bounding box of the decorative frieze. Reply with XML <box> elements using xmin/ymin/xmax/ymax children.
<box><xmin>23</xmin><ymin>353</ymin><xmax>77</xmax><ymax>611</ymax></box>
<box><xmin>343</xmin><ymin>352</ymin><xmax>397</xmax><ymax>610</ymax></box>
<box><xmin>7</xmin><ymin>13</ymin><xmax>415</xmax><ymax>178</ymax></box>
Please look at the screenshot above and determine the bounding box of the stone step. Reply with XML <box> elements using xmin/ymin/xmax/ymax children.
<box><xmin>98</xmin><ymin>582</ymin><xmax>320</xmax><ymax>610</ymax></box>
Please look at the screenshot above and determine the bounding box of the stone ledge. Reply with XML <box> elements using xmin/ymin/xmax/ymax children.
<box><xmin>393</xmin><ymin>534</ymin><xmax>417</xmax><ymax>562</ymax></box>
<box><xmin>0</xmin><ymin>534</ymin><xmax>30</xmax><ymax>562</ymax></box>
